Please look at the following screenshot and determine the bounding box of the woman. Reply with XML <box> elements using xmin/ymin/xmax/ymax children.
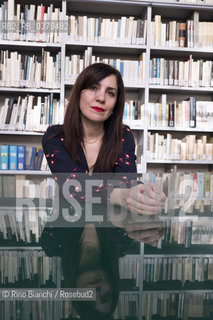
<box><xmin>41</xmin><ymin>63</ymin><xmax>165</xmax><ymax>254</ymax></box>
<box><xmin>42</xmin><ymin>62</ymin><xmax>165</xmax><ymax>215</ymax></box>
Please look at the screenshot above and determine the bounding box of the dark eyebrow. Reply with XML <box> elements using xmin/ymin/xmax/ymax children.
<box><xmin>92</xmin><ymin>82</ymin><xmax>117</xmax><ymax>91</ymax></box>
<box><xmin>107</xmin><ymin>87</ymin><xmax>117</xmax><ymax>91</ymax></box>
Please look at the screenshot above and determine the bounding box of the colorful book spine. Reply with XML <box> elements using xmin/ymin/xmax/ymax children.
<box><xmin>17</xmin><ymin>145</ymin><xmax>26</xmax><ymax>170</ymax></box>
<box><xmin>168</xmin><ymin>103</ymin><xmax>175</xmax><ymax>127</ymax></box>
<box><xmin>9</xmin><ymin>145</ymin><xmax>18</xmax><ymax>170</ymax></box>
<box><xmin>49</xmin><ymin>93</ymin><xmax>53</xmax><ymax>126</ymax></box>
<box><xmin>0</xmin><ymin>145</ymin><xmax>9</xmax><ymax>170</ymax></box>
<box><xmin>28</xmin><ymin>147</ymin><xmax>37</xmax><ymax>170</ymax></box>
<box><xmin>35</xmin><ymin>149</ymin><xmax>44</xmax><ymax>170</ymax></box>
<box><xmin>123</xmin><ymin>102</ymin><xmax>129</xmax><ymax>121</ymax></box>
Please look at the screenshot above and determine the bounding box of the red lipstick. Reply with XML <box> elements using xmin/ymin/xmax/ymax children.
<box><xmin>91</xmin><ymin>107</ymin><xmax>104</xmax><ymax>112</ymax></box>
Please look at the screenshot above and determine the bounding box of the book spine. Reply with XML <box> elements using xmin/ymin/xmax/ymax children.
<box><xmin>49</xmin><ymin>93</ymin><xmax>53</xmax><ymax>126</ymax></box>
<box><xmin>9</xmin><ymin>145</ymin><xmax>18</xmax><ymax>170</ymax></box>
<box><xmin>0</xmin><ymin>145</ymin><xmax>9</xmax><ymax>170</ymax></box>
<box><xmin>168</xmin><ymin>103</ymin><xmax>175</xmax><ymax>127</ymax></box>
<box><xmin>17</xmin><ymin>145</ymin><xmax>26</xmax><ymax>170</ymax></box>
<box><xmin>189</xmin><ymin>97</ymin><xmax>196</xmax><ymax>128</ymax></box>
<box><xmin>35</xmin><ymin>149</ymin><xmax>44</xmax><ymax>170</ymax></box>
<box><xmin>184</xmin><ymin>220</ymin><xmax>192</xmax><ymax>248</ymax></box>
<box><xmin>28</xmin><ymin>147</ymin><xmax>37</xmax><ymax>170</ymax></box>
<box><xmin>179</xmin><ymin>23</ymin><xmax>186</xmax><ymax>47</ymax></box>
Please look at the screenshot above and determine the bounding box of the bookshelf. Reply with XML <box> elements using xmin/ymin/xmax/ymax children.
<box><xmin>1</xmin><ymin>0</ymin><xmax>213</xmax><ymax>319</ymax></box>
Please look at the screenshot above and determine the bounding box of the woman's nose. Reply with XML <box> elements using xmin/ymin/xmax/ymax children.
<box><xmin>96</xmin><ymin>89</ymin><xmax>106</xmax><ymax>103</ymax></box>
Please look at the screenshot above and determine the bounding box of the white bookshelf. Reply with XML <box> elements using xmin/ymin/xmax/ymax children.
<box><xmin>0</xmin><ymin>88</ymin><xmax>61</xmax><ymax>93</ymax></box>
<box><xmin>0</xmin><ymin>170</ymin><xmax>51</xmax><ymax>175</ymax></box>
<box><xmin>1</xmin><ymin>1</ymin><xmax>213</xmax><ymax>319</ymax></box>
<box><xmin>0</xmin><ymin>130</ymin><xmax>44</xmax><ymax>135</ymax></box>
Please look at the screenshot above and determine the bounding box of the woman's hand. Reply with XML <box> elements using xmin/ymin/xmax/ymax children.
<box><xmin>109</xmin><ymin>183</ymin><xmax>166</xmax><ymax>229</ymax></box>
<box><xmin>125</xmin><ymin>183</ymin><xmax>166</xmax><ymax>216</ymax></box>
<box><xmin>124</xmin><ymin>217</ymin><xmax>164</xmax><ymax>247</ymax></box>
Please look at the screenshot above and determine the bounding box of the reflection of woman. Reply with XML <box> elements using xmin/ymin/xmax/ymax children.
<box><xmin>61</xmin><ymin>226</ymin><xmax>132</xmax><ymax>320</ymax></box>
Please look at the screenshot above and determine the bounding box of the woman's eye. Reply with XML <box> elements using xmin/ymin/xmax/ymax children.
<box><xmin>107</xmin><ymin>91</ymin><xmax>115</xmax><ymax>97</ymax></box>
<box><xmin>90</xmin><ymin>85</ymin><xmax>98</xmax><ymax>91</ymax></box>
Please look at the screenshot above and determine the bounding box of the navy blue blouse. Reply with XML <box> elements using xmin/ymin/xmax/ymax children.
<box><xmin>42</xmin><ymin>124</ymin><xmax>137</xmax><ymax>174</ymax></box>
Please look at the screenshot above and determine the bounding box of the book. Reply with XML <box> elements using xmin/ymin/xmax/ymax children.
<box><xmin>35</xmin><ymin>149</ymin><xmax>44</xmax><ymax>170</ymax></box>
<box><xmin>28</xmin><ymin>147</ymin><xmax>37</xmax><ymax>170</ymax></box>
<box><xmin>0</xmin><ymin>145</ymin><xmax>9</xmax><ymax>170</ymax></box>
<box><xmin>4</xmin><ymin>98</ymin><xmax>15</xmax><ymax>126</ymax></box>
<box><xmin>17</xmin><ymin>145</ymin><xmax>26</xmax><ymax>170</ymax></box>
<box><xmin>0</xmin><ymin>175</ymin><xmax>2</xmax><ymax>197</ymax></box>
<box><xmin>9</xmin><ymin>145</ymin><xmax>18</xmax><ymax>170</ymax></box>
<box><xmin>179</xmin><ymin>23</ymin><xmax>186</xmax><ymax>47</ymax></box>
<box><xmin>2</xmin><ymin>175</ymin><xmax>16</xmax><ymax>197</ymax></box>
<box><xmin>168</xmin><ymin>103</ymin><xmax>175</xmax><ymax>127</ymax></box>
<box><xmin>188</xmin><ymin>97</ymin><xmax>196</xmax><ymax>128</ymax></box>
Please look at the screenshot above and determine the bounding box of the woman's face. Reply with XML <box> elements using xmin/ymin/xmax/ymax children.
<box><xmin>79</xmin><ymin>75</ymin><xmax>118</xmax><ymax>124</ymax></box>
<box><xmin>77</xmin><ymin>270</ymin><xmax>112</xmax><ymax>313</ymax></box>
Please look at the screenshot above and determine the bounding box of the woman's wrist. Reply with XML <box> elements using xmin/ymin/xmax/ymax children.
<box><xmin>109</xmin><ymin>188</ymin><xmax>130</xmax><ymax>207</ymax></box>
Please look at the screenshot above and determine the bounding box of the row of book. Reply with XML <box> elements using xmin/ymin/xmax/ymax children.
<box><xmin>162</xmin><ymin>218</ymin><xmax>213</xmax><ymax>246</ymax></box>
<box><xmin>1</xmin><ymin>96</ymin><xmax>212</xmax><ymax>133</ymax></box>
<box><xmin>1</xmin><ymin>95</ymin><xmax>212</xmax><ymax>133</ymax></box>
<box><xmin>142</xmin><ymin>293</ymin><xmax>213</xmax><ymax>320</ymax></box>
<box><xmin>66</xmin><ymin>15</ymin><xmax>147</xmax><ymax>45</ymax></box>
<box><xmin>173</xmin><ymin>171</ymin><xmax>213</xmax><ymax>199</ymax></box>
<box><xmin>65</xmin><ymin>49</ymin><xmax>146</xmax><ymax>85</ymax></box>
<box><xmin>142</xmin><ymin>170</ymin><xmax>213</xmax><ymax>214</ymax></box>
<box><xmin>0</xmin><ymin>2</ymin><xmax>63</xmax><ymax>43</ymax></box>
<box><xmin>151</xmin><ymin>12</ymin><xmax>213</xmax><ymax>49</ymax></box>
<box><xmin>65</xmin><ymin>52</ymin><xmax>213</xmax><ymax>88</ymax></box>
<box><xmin>123</xmin><ymin>100</ymin><xmax>144</xmax><ymax>122</ymax></box>
<box><xmin>167</xmin><ymin>192</ymin><xmax>212</xmax><ymax>215</ymax></box>
<box><xmin>1</xmin><ymin>301</ymin><xmax>62</xmax><ymax>320</ymax></box>
<box><xmin>0</xmin><ymin>295</ymin><xmax>139</xmax><ymax>320</ymax></box>
<box><xmin>0</xmin><ymin>250</ymin><xmax>60</xmax><ymax>285</ymax></box>
<box><xmin>0</xmin><ymin>176</ymin><xmax>54</xmax><ymax>198</ymax></box>
<box><xmin>1</xmin><ymin>169</ymin><xmax>212</xmax><ymax>204</ymax></box>
<box><xmin>114</xmin><ymin>294</ymin><xmax>139</xmax><ymax>320</ymax></box>
<box><xmin>60</xmin><ymin>298</ymin><xmax>138</xmax><ymax>320</ymax></box>
<box><xmin>149</xmin><ymin>55</ymin><xmax>213</xmax><ymax>88</ymax></box>
<box><xmin>0</xmin><ymin>145</ymin><xmax>45</xmax><ymax>171</ymax></box>
<box><xmin>143</xmin><ymin>256</ymin><xmax>213</xmax><ymax>283</ymax></box>
<box><xmin>0</xmin><ymin>209</ymin><xmax>48</xmax><ymax>244</ymax></box>
<box><xmin>2</xmin><ymin>0</ymin><xmax>213</xmax><ymax>47</ymax></box>
<box><xmin>0</xmin><ymin>1</ymin><xmax>147</xmax><ymax>45</ymax></box>
<box><xmin>0</xmin><ymin>145</ymin><xmax>25</xmax><ymax>170</ymax></box>
<box><xmin>144</xmin><ymin>171</ymin><xmax>213</xmax><ymax>199</ymax></box>
<box><xmin>2</xmin><ymin>212</ymin><xmax>211</xmax><ymax>247</ymax></box>
<box><xmin>148</xmin><ymin>96</ymin><xmax>213</xmax><ymax>129</ymax></box>
<box><xmin>119</xmin><ymin>255</ymin><xmax>139</xmax><ymax>285</ymax></box>
<box><xmin>0</xmin><ymin>50</ymin><xmax>61</xmax><ymax>88</ymax></box>
<box><xmin>147</xmin><ymin>133</ymin><xmax>213</xmax><ymax>161</ymax></box>
<box><xmin>0</xmin><ymin>95</ymin><xmax>61</xmax><ymax>132</ymax></box>
<box><xmin>1</xmin><ymin>293</ymin><xmax>211</xmax><ymax>320</ymax></box>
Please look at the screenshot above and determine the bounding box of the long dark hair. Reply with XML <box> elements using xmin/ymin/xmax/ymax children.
<box><xmin>61</xmin><ymin>228</ymin><xmax>120</xmax><ymax>319</ymax></box>
<box><xmin>64</xmin><ymin>63</ymin><xmax>125</xmax><ymax>172</ymax></box>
